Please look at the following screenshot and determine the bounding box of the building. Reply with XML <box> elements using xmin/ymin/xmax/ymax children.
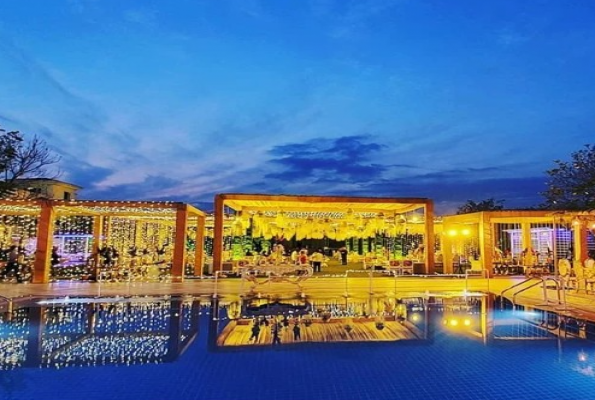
<box><xmin>13</xmin><ymin>178</ymin><xmax>82</xmax><ymax>200</ymax></box>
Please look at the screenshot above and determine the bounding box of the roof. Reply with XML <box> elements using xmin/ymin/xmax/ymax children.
<box><xmin>0</xmin><ymin>199</ymin><xmax>205</xmax><ymax>218</ymax></box>
<box><xmin>217</xmin><ymin>193</ymin><xmax>431</xmax><ymax>215</ymax></box>
<box><xmin>15</xmin><ymin>178</ymin><xmax>83</xmax><ymax>190</ymax></box>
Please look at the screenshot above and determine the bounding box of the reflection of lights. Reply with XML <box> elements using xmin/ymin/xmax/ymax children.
<box><xmin>579</xmin><ymin>351</ymin><xmax>588</xmax><ymax>362</ymax></box>
<box><xmin>410</xmin><ymin>313</ymin><xmax>421</xmax><ymax>323</ymax></box>
<box><xmin>443</xmin><ymin>316</ymin><xmax>474</xmax><ymax>329</ymax></box>
<box><xmin>461</xmin><ymin>229</ymin><xmax>470</xmax><ymax>236</ymax></box>
<box><xmin>447</xmin><ymin>229</ymin><xmax>457</xmax><ymax>237</ymax></box>
<box><xmin>2</xmin><ymin>298</ymin><xmax>201</xmax><ymax>370</ymax></box>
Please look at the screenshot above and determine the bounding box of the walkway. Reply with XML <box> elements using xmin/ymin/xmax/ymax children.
<box><xmin>2</xmin><ymin>275</ymin><xmax>595</xmax><ymax>321</ymax></box>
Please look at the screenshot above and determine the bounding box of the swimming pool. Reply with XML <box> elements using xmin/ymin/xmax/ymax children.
<box><xmin>1</xmin><ymin>293</ymin><xmax>594</xmax><ymax>400</ymax></box>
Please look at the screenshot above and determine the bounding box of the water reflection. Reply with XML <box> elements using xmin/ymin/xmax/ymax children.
<box><xmin>0</xmin><ymin>297</ymin><xmax>201</xmax><ymax>370</ymax></box>
<box><xmin>208</xmin><ymin>293</ymin><xmax>493</xmax><ymax>349</ymax></box>
<box><xmin>2</xmin><ymin>292</ymin><xmax>594</xmax><ymax>371</ymax></box>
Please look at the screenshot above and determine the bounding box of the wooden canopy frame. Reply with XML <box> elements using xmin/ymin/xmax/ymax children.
<box><xmin>212</xmin><ymin>193</ymin><xmax>435</xmax><ymax>273</ymax></box>
<box><xmin>0</xmin><ymin>199</ymin><xmax>206</xmax><ymax>283</ymax></box>
<box><xmin>441</xmin><ymin>210</ymin><xmax>589</xmax><ymax>276</ymax></box>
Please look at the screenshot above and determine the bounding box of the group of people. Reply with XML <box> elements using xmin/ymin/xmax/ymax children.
<box><xmin>249</xmin><ymin>315</ymin><xmax>303</xmax><ymax>344</ymax></box>
<box><xmin>244</xmin><ymin>245</ymin><xmax>328</xmax><ymax>273</ymax></box>
<box><xmin>0</xmin><ymin>243</ymin><xmax>31</xmax><ymax>282</ymax></box>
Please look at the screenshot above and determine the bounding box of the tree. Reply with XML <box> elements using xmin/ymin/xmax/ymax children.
<box><xmin>0</xmin><ymin>125</ymin><xmax>61</xmax><ymax>198</ymax></box>
<box><xmin>541</xmin><ymin>144</ymin><xmax>595</xmax><ymax>210</ymax></box>
<box><xmin>456</xmin><ymin>198</ymin><xmax>505</xmax><ymax>214</ymax></box>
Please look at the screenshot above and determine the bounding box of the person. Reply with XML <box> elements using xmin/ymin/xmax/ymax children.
<box><xmin>310</xmin><ymin>249</ymin><xmax>323</xmax><ymax>273</ymax></box>
<box><xmin>271</xmin><ymin>321</ymin><xmax>281</xmax><ymax>345</ymax></box>
<box><xmin>413</xmin><ymin>244</ymin><xmax>424</xmax><ymax>260</ymax></box>
<box><xmin>339</xmin><ymin>247</ymin><xmax>348</xmax><ymax>266</ymax></box>
<box><xmin>51</xmin><ymin>246</ymin><xmax>61</xmax><ymax>267</ymax></box>
<box><xmin>249</xmin><ymin>322</ymin><xmax>261</xmax><ymax>342</ymax></box>
<box><xmin>293</xmin><ymin>323</ymin><xmax>301</xmax><ymax>341</ymax></box>
<box><xmin>298</xmin><ymin>249</ymin><xmax>309</xmax><ymax>266</ymax></box>
<box><xmin>290</xmin><ymin>249</ymin><xmax>299</xmax><ymax>264</ymax></box>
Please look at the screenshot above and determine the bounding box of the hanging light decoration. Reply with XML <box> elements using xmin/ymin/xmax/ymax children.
<box><xmin>275</xmin><ymin>211</ymin><xmax>286</xmax><ymax>229</ymax></box>
<box><xmin>376</xmin><ymin>212</ymin><xmax>386</xmax><ymax>233</ymax></box>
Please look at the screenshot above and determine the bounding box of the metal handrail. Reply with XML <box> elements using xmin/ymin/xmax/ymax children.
<box><xmin>501</xmin><ymin>277</ymin><xmax>535</xmax><ymax>298</ymax></box>
<box><xmin>504</xmin><ymin>276</ymin><xmax>563</xmax><ymax>306</ymax></box>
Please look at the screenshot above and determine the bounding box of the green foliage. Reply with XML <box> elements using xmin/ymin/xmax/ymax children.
<box><xmin>456</xmin><ymin>198</ymin><xmax>505</xmax><ymax>214</ymax></box>
<box><xmin>541</xmin><ymin>144</ymin><xmax>595</xmax><ymax>210</ymax></box>
<box><xmin>0</xmin><ymin>125</ymin><xmax>60</xmax><ymax>198</ymax></box>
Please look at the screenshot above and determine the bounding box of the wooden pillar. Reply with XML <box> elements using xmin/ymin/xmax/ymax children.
<box><xmin>574</xmin><ymin>223</ymin><xmax>588</xmax><ymax>263</ymax></box>
<box><xmin>194</xmin><ymin>215</ymin><xmax>205</xmax><ymax>277</ymax></box>
<box><xmin>171</xmin><ymin>205</ymin><xmax>188</xmax><ymax>282</ymax></box>
<box><xmin>212</xmin><ymin>195</ymin><xmax>225</xmax><ymax>273</ymax></box>
<box><xmin>424</xmin><ymin>200</ymin><xmax>435</xmax><ymax>274</ymax></box>
<box><xmin>478</xmin><ymin>214</ymin><xmax>494</xmax><ymax>277</ymax></box>
<box><xmin>521</xmin><ymin>222</ymin><xmax>532</xmax><ymax>253</ymax></box>
<box><xmin>33</xmin><ymin>202</ymin><xmax>54</xmax><ymax>283</ymax></box>
<box><xmin>442</xmin><ymin>226</ymin><xmax>454</xmax><ymax>274</ymax></box>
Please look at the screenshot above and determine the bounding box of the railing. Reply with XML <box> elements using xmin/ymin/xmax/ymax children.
<box><xmin>464</xmin><ymin>268</ymin><xmax>489</xmax><ymax>292</ymax></box>
<box><xmin>501</xmin><ymin>276</ymin><xmax>565</xmax><ymax>308</ymax></box>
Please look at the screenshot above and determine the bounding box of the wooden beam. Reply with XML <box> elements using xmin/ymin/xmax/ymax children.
<box><xmin>478</xmin><ymin>214</ymin><xmax>493</xmax><ymax>277</ymax></box>
<box><xmin>33</xmin><ymin>202</ymin><xmax>54</xmax><ymax>283</ymax></box>
<box><xmin>194</xmin><ymin>215</ymin><xmax>205</xmax><ymax>277</ymax></box>
<box><xmin>574</xmin><ymin>225</ymin><xmax>588</xmax><ymax>263</ymax></box>
<box><xmin>220</xmin><ymin>193</ymin><xmax>429</xmax><ymax>204</ymax></box>
<box><xmin>424</xmin><ymin>200</ymin><xmax>435</xmax><ymax>274</ymax></box>
<box><xmin>233</xmin><ymin>205</ymin><xmax>422</xmax><ymax>214</ymax></box>
<box><xmin>171</xmin><ymin>205</ymin><xmax>188</xmax><ymax>282</ymax></box>
<box><xmin>213</xmin><ymin>195</ymin><xmax>225</xmax><ymax>273</ymax></box>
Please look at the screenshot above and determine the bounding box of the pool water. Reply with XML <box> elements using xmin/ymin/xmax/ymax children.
<box><xmin>1</xmin><ymin>294</ymin><xmax>594</xmax><ymax>400</ymax></box>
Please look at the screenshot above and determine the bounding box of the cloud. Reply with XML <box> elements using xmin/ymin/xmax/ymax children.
<box><xmin>265</xmin><ymin>135</ymin><xmax>387</xmax><ymax>181</ymax></box>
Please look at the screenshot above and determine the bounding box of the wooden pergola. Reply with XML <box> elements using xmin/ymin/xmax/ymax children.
<box><xmin>441</xmin><ymin>210</ymin><xmax>591</xmax><ymax>276</ymax></box>
<box><xmin>212</xmin><ymin>193</ymin><xmax>435</xmax><ymax>273</ymax></box>
<box><xmin>0</xmin><ymin>199</ymin><xmax>206</xmax><ymax>283</ymax></box>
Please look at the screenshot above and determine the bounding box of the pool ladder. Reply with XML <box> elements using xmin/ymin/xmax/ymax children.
<box><xmin>501</xmin><ymin>276</ymin><xmax>567</xmax><ymax>309</ymax></box>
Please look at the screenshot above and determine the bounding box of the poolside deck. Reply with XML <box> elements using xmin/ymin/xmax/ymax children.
<box><xmin>2</xmin><ymin>275</ymin><xmax>595</xmax><ymax>322</ymax></box>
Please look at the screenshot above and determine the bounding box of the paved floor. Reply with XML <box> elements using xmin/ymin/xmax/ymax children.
<box><xmin>2</xmin><ymin>275</ymin><xmax>595</xmax><ymax>320</ymax></box>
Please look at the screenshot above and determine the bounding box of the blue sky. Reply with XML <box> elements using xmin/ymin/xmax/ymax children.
<box><xmin>1</xmin><ymin>0</ymin><xmax>594</xmax><ymax>214</ymax></box>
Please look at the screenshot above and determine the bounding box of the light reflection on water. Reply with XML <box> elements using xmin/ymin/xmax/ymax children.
<box><xmin>1</xmin><ymin>293</ymin><xmax>595</xmax><ymax>400</ymax></box>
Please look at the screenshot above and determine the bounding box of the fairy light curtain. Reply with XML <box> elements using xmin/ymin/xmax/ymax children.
<box><xmin>529</xmin><ymin>222</ymin><xmax>554</xmax><ymax>265</ymax></box>
<box><xmin>0</xmin><ymin>214</ymin><xmax>38</xmax><ymax>254</ymax></box>
<box><xmin>494</xmin><ymin>223</ymin><xmax>522</xmax><ymax>262</ymax></box>
<box><xmin>226</xmin><ymin>209</ymin><xmax>427</xmax><ymax>258</ymax></box>
<box><xmin>53</xmin><ymin>215</ymin><xmax>94</xmax><ymax>261</ymax></box>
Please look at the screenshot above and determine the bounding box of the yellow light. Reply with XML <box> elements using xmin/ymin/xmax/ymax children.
<box><xmin>447</xmin><ymin>229</ymin><xmax>457</xmax><ymax>237</ymax></box>
<box><xmin>462</xmin><ymin>228</ymin><xmax>470</xmax><ymax>236</ymax></box>
<box><xmin>449</xmin><ymin>319</ymin><xmax>458</xmax><ymax>327</ymax></box>
<box><xmin>463</xmin><ymin>318</ymin><xmax>471</xmax><ymax>326</ymax></box>
<box><xmin>410</xmin><ymin>313</ymin><xmax>420</xmax><ymax>322</ymax></box>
